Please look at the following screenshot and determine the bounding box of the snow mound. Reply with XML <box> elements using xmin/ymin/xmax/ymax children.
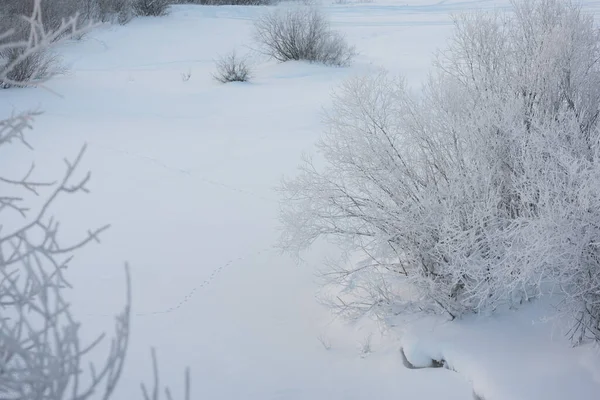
<box><xmin>399</xmin><ymin>302</ymin><xmax>600</xmax><ymax>400</ymax></box>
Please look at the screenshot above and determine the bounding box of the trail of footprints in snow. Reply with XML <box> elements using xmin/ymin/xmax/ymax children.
<box><xmin>82</xmin><ymin>144</ymin><xmax>278</xmax><ymax>318</ymax></box>
<box><xmin>90</xmin><ymin>142</ymin><xmax>277</xmax><ymax>203</ymax></box>
<box><xmin>85</xmin><ymin>247</ymin><xmax>274</xmax><ymax>318</ymax></box>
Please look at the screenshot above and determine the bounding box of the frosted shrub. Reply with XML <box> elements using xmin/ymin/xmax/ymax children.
<box><xmin>0</xmin><ymin>47</ymin><xmax>61</xmax><ymax>88</ymax></box>
<box><xmin>280</xmin><ymin>0</ymin><xmax>600</xmax><ymax>343</ymax></box>
<box><xmin>254</xmin><ymin>5</ymin><xmax>355</xmax><ymax>66</ymax></box>
<box><xmin>173</xmin><ymin>0</ymin><xmax>273</xmax><ymax>5</ymax></box>
<box><xmin>0</xmin><ymin>2</ymin><xmax>72</xmax><ymax>87</ymax></box>
<box><xmin>213</xmin><ymin>51</ymin><xmax>252</xmax><ymax>83</ymax></box>
<box><xmin>2</xmin><ymin>0</ymin><xmax>83</xmax><ymax>32</ymax></box>
<box><xmin>95</xmin><ymin>0</ymin><xmax>135</xmax><ymax>24</ymax></box>
<box><xmin>133</xmin><ymin>0</ymin><xmax>171</xmax><ymax>16</ymax></box>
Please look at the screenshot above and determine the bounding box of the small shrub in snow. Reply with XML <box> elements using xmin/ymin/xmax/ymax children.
<box><xmin>254</xmin><ymin>5</ymin><xmax>355</xmax><ymax>66</ymax></box>
<box><xmin>95</xmin><ymin>0</ymin><xmax>135</xmax><ymax>24</ymax></box>
<box><xmin>2</xmin><ymin>0</ymin><xmax>84</xmax><ymax>33</ymax></box>
<box><xmin>0</xmin><ymin>5</ymin><xmax>68</xmax><ymax>88</ymax></box>
<box><xmin>0</xmin><ymin>47</ymin><xmax>62</xmax><ymax>88</ymax></box>
<box><xmin>133</xmin><ymin>0</ymin><xmax>171</xmax><ymax>16</ymax></box>
<box><xmin>213</xmin><ymin>51</ymin><xmax>252</xmax><ymax>83</ymax></box>
<box><xmin>280</xmin><ymin>0</ymin><xmax>600</xmax><ymax>343</ymax></box>
<box><xmin>173</xmin><ymin>0</ymin><xmax>273</xmax><ymax>4</ymax></box>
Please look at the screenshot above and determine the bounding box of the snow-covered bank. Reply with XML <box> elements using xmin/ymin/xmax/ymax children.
<box><xmin>400</xmin><ymin>301</ymin><xmax>600</xmax><ymax>399</ymax></box>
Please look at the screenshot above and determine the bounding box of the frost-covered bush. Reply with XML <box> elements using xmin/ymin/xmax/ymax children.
<box><xmin>2</xmin><ymin>0</ymin><xmax>83</xmax><ymax>32</ymax></box>
<box><xmin>280</xmin><ymin>0</ymin><xmax>600</xmax><ymax>343</ymax></box>
<box><xmin>1</xmin><ymin>0</ymin><xmax>134</xmax><ymax>35</ymax></box>
<box><xmin>0</xmin><ymin>47</ymin><xmax>62</xmax><ymax>88</ymax></box>
<box><xmin>133</xmin><ymin>0</ymin><xmax>171</xmax><ymax>16</ymax></box>
<box><xmin>213</xmin><ymin>51</ymin><xmax>252</xmax><ymax>83</ymax></box>
<box><xmin>0</xmin><ymin>4</ymin><xmax>68</xmax><ymax>88</ymax></box>
<box><xmin>173</xmin><ymin>0</ymin><xmax>272</xmax><ymax>4</ymax></box>
<box><xmin>254</xmin><ymin>5</ymin><xmax>355</xmax><ymax>66</ymax></box>
<box><xmin>94</xmin><ymin>0</ymin><xmax>135</xmax><ymax>24</ymax></box>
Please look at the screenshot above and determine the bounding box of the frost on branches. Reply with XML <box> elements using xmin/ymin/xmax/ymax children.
<box><xmin>0</xmin><ymin>2</ymin><xmax>189</xmax><ymax>399</ymax></box>
<box><xmin>0</xmin><ymin>3</ymin><xmax>132</xmax><ymax>399</ymax></box>
<box><xmin>280</xmin><ymin>0</ymin><xmax>600</xmax><ymax>343</ymax></box>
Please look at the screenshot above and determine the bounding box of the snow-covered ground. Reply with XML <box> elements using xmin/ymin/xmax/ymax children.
<box><xmin>2</xmin><ymin>1</ymin><xmax>600</xmax><ymax>399</ymax></box>
<box><xmin>400</xmin><ymin>300</ymin><xmax>600</xmax><ymax>399</ymax></box>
